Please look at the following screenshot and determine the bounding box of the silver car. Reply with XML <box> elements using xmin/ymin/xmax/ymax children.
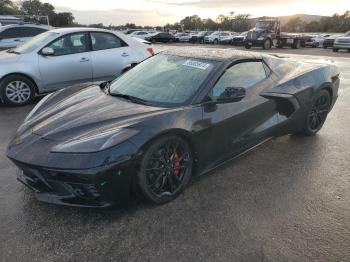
<box><xmin>0</xmin><ymin>28</ymin><xmax>154</xmax><ymax>106</ymax></box>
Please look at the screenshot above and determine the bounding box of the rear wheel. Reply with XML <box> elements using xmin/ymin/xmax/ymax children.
<box><xmin>300</xmin><ymin>90</ymin><xmax>331</xmax><ymax>136</ymax></box>
<box><xmin>245</xmin><ymin>43</ymin><xmax>252</xmax><ymax>49</ymax></box>
<box><xmin>0</xmin><ymin>75</ymin><xmax>35</xmax><ymax>106</ymax></box>
<box><xmin>333</xmin><ymin>48</ymin><xmax>338</xmax><ymax>52</ymax></box>
<box><xmin>137</xmin><ymin>135</ymin><xmax>193</xmax><ymax>204</ymax></box>
<box><xmin>213</xmin><ymin>39</ymin><xmax>219</xmax><ymax>45</ymax></box>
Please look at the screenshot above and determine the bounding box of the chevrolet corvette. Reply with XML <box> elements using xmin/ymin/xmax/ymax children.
<box><xmin>7</xmin><ymin>48</ymin><xmax>340</xmax><ymax>207</ymax></box>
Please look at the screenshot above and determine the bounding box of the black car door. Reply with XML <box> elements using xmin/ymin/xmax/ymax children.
<box><xmin>198</xmin><ymin>60</ymin><xmax>278</xmax><ymax>169</ymax></box>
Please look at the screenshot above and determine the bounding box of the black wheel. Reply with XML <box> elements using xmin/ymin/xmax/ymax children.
<box><xmin>200</xmin><ymin>39</ymin><xmax>204</xmax><ymax>44</ymax></box>
<box><xmin>300</xmin><ymin>90</ymin><xmax>331</xmax><ymax>136</ymax></box>
<box><xmin>348</xmin><ymin>49</ymin><xmax>350</xmax><ymax>53</ymax></box>
<box><xmin>0</xmin><ymin>74</ymin><xmax>35</xmax><ymax>106</ymax></box>
<box><xmin>333</xmin><ymin>48</ymin><xmax>338</xmax><ymax>52</ymax></box>
<box><xmin>168</xmin><ymin>38</ymin><xmax>173</xmax><ymax>43</ymax></box>
<box><xmin>152</xmin><ymin>38</ymin><xmax>156</xmax><ymax>43</ymax></box>
<box><xmin>137</xmin><ymin>135</ymin><xmax>193</xmax><ymax>204</ymax></box>
<box><xmin>213</xmin><ymin>39</ymin><xmax>218</xmax><ymax>45</ymax></box>
<box><xmin>245</xmin><ymin>43</ymin><xmax>251</xmax><ymax>49</ymax></box>
<box><xmin>263</xmin><ymin>39</ymin><xmax>271</xmax><ymax>50</ymax></box>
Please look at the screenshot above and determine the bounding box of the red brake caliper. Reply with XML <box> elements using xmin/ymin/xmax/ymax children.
<box><xmin>173</xmin><ymin>152</ymin><xmax>180</xmax><ymax>175</ymax></box>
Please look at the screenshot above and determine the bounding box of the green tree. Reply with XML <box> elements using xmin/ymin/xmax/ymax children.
<box><xmin>0</xmin><ymin>0</ymin><xmax>19</xmax><ymax>15</ymax></box>
<box><xmin>50</xmin><ymin>12</ymin><xmax>74</xmax><ymax>27</ymax></box>
<box><xmin>285</xmin><ymin>17</ymin><xmax>302</xmax><ymax>32</ymax></box>
<box><xmin>232</xmin><ymin>14</ymin><xmax>251</xmax><ymax>32</ymax></box>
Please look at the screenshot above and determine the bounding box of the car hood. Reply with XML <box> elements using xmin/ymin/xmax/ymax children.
<box><xmin>335</xmin><ymin>37</ymin><xmax>350</xmax><ymax>41</ymax></box>
<box><xmin>0</xmin><ymin>50</ymin><xmax>22</xmax><ymax>63</ymax></box>
<box><xmin>20</xmin><ymin>85</ymin><xmax>170</xmax><ymax>141</ymax></box>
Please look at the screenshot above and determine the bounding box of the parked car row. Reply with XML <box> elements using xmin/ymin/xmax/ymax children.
<box><xmin>0</xmin><ymin>28</ymin><xmax>154</xmax><ymax>106</ymax></box>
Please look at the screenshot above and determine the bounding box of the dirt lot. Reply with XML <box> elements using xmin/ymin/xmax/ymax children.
<box><xmin>0</xmin><ymin>45</ymin><xmax>349</xmax><ymax>262</ymax></box>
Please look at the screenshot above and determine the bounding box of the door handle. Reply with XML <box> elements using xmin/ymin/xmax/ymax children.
<box><xmin>121</xmin><ymin>52</ymin><xmax>129</xmax><ymax>57</ymax></box>
<box><xmin>80</xmin><ymin>57</ymin><xmax>89</xmax><ymax>62</ymax></box>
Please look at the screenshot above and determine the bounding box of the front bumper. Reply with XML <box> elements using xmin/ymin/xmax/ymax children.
<box><xmin>12</xmin><ymin>158</ymin><xmax>134</xmax><ymax>207</ymax></box>
<box><xmin>244</xmin><ymin>39</ymin><xmax>264</xmax><ymax>46</ymax></box>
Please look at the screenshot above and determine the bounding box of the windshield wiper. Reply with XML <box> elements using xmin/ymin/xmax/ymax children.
<box><xmin>109</xmin><ymin>92</ymin><xmax>151</xmax><ymax>105</ymax></box>
<box><xmin>6</xmin><ymin>49</ymin><xmax>20</xmax><ymax>54</ymax></box>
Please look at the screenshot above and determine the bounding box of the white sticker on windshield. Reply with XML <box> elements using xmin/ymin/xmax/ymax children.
<box><xmin>183</xmin><ymin>60</ymin><xmax>210</xmax><ymax>70</ymax></box>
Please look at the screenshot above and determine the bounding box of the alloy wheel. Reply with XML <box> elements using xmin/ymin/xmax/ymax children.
<box><xmin>307</xmin><ymin>93</ymin><xmax>331</xmax><ymax>131</ymax></box>
<box><xmin>145</xmin><ymin>138</ymin><xmax>192</xmax><ymax>197</ymax></box>
<box><xmin>5</xmin><ymin>81</ymin><xmax>31</xmax><ymax>104</ymax></box>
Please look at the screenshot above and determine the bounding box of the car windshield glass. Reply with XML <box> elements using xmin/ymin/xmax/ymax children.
<box><xmin>110</xmin><ymin>54</ymin><xmax>218</xmax><ymax>106</ymax></box>
<box><xmin>14</xmin><ymin>31</ymin><xmax>59</xmax><ymax>54</ymax></box>
<box><xmin>210</xmin><ymin>32</ymin><xmax>220</xmax><ymax>36</ymax></box>
<box><xmin>256</xmin><ymin>21</ymin><xmax>275</xmax><ymax>30</ymax></box>
<box><xmin>345</xmin><ymin>31</ymin><xmax>350</xmax><ymax>37</ymax></box>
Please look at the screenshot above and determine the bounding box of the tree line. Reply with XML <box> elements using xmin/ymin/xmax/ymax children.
<box><xmin>1</xmin><ymin>0</ymin><xmax>349</xmax><ymax>32</ymax></box>
<box><xmin>0</xmin><ymin>0</ymin><xmax>74</xmax><ymax>27</ymax></box>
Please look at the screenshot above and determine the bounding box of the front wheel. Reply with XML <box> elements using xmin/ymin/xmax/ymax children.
<box><xmin>299</xmin><ymin>90</ymin><xmax>331</xmax><ymax>136</ymax></box>
<box><xmin>0</xmin><ymin>75</ymin><xmax>35</xmax><ymax>106</ymax></box>
<box><xmin>333</xmin><ymin>48</ymin><xmax>338</xmax><ymax>52</ymax></box>
<box><xmin>263</xmin><ymin>39</ymin><xmax>272</xmax><ymax>49</ymax></box>
<box><xmin>245</xmin><ymin>43</ymin><xmax>252</xmax><ymax>49</ymax></box>
<box><xmin>137</xmin><ymin>135</ymin><xmax>193</xmax><ymax>204</ymax></box>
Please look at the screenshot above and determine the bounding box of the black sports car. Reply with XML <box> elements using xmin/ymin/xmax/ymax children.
<box><xmin>7</xmin><ymin>48</ymin><xmax>340</xmax><ymax>207</ymax></box>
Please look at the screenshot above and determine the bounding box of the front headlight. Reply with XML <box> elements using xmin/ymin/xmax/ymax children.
<box><xmin>51</xmin><ymin>128</ymin><xmax>139</xmax><ymax>153</ymax></box>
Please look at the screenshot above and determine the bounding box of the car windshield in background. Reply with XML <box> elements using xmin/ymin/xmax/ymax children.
<box><xmin>345</xmin><ymin>31</ymin><xmax>350</xmax><ymax>37</ymax></box>
<box><xmin>110</xmin><ymin>54</ymin><xmax>218</xmax><ymax>106</ymax></box>
<box><xmin>14</xmin><ymin>32</ymin><xmax>59</xmax><ymax>54</ymax></box>
<box><xmin>256</xmin><ymin>21</ymin><xmax>274</xmax><ymax>30</ymax></box>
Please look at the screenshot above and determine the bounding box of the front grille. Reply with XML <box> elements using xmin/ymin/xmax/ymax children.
<box><xmin>336</xmin><ymin>39</ymin><xmax>350</xmax><ymax>43</ymax></box>
<box><xmin>17</xmin><ymin>164</ymin><xmax>102</xmax><ymax>201</ymax></box>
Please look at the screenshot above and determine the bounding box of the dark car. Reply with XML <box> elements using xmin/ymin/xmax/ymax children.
<box><xmin>189</xmin><ymin>31</ymin><xmax>212</xmax><ymax>44</ymax></box>
<box><xmin>145</xmin><ymin>32</ymin><xmax>174</xmax><ymax>43</ymax></box>
<box><xmin>7</xmin><ymin>47</ymin><xmax>339</xmax><ymax>207</ymax></box>
<box><xmin>231</xmin><ymin>31</ymin><xmax>247</xmax><ymax>46</ymax></box>
<box><xmin>323</xmin><ymin>34</ymin><xmax>343</xmax><ymax>48</ymax></box>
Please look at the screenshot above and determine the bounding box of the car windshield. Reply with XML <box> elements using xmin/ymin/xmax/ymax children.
<box><xmin>110</xmin><ymin>54</ymin><xmax>218</xmax><ymax>106</ymax></box>
<box><xmin>256</xmin><ymin>21</ymin><xmax>275</xmax><ymax>30</ymax></box>
<box><xmin>14</xmin><ymin>31</ymin><xmax>59</xmax><ymax>54</ymax></box>
<box><xmin>210</xmin><ymin>32</ymin><xmax>220</xmax><ymax>36</ymax></box>
<box><xmin>345</xmin><ymin>31</ymin><xmax>350</xmax><ymax>37</ymax></box>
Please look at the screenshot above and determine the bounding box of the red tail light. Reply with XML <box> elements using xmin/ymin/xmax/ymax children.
<box><xmin>147</xmin><ymin>48</ymin><xmax>155</xmax><ymax>56</ymax></box>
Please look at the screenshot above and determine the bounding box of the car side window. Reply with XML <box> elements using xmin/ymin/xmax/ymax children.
<box><xmin>1</xmin><ymin>28</ymin><xmax>19</xmax><ymax>39</ymax></box>
<box><xmin>47</xmin><ymin>33</ymin><xmax>88</xmax><ymax>56</ymax></box>
<box><xmin>210</xmin><ymin>61</ymin><xmax>267</xmax><ymax>98</ymax></box>
<box><xmin>91</xmin><ymin>32</ymin><xmax>126</xmax><ymax>51</ymax></box>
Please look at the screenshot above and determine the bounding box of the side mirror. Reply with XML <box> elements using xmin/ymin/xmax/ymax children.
<box><xmin>41</xmin><ymin>47</ymin><xmax>54</xmax><ymax>56</ymax></box>
<box><xmin>217</xmin><ymin>87</ymin><xmax>246</xmax><ymax>103</ymax></box>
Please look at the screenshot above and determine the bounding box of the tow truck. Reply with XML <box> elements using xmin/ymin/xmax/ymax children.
<box><xmin>245</xmin><ymin>17</ymin><xmax>303</xmax><ymax>50</ymax></box>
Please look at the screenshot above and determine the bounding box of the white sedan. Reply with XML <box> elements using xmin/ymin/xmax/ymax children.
<box><xmin>0</xmin><ymin>27</ymin><xmax>154</xmax><ymax>106</ymax></box>
<box><xmin>175</xmin><ymin>33</ymin><xmax>192</xmax><ymax>42</ymax></box>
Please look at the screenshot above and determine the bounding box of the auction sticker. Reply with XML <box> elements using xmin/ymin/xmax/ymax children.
<box><xmin>183</xmin><ymin>60</ymin><xmax>210</xmax><ymax>70</ymax></box>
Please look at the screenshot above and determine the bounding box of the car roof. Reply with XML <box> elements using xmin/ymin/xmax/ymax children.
<box><xmin>49</xmin><ymin>27</ymin><xmax>112</xmax><ymax>34</ymax></box>
<box><xmin>0</xmin><ymin>24</ymin><xmax>49</xmax><ymax>30</ymax></box>
<box><xmin>161</xmin><ymin>46</ymin><xmax>260</xmax><ymax>62</ymax></box>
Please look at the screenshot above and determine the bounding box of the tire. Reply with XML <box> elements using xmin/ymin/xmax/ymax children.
<box><xmin>348</xmin><ymin>49</ymin><xmax>350</xmax><ymax>53</ymax></box>
<box><xmin>137</xmin><ymin>135</ymin><xmax>193</xmax><ymax>204</ymax></box>
<box><xmin>200</xmin><ymin>39</ymin><xmax>204</xmax><ymax>44</ymax></box>
<box><xmin>323</xmin><ymin>45</ymin><xmax>327</xmax><ymax>49</ymax></box>
<box><xmin>245</xmin><ymin>43</ymin><xmax>252</xmax><ymax>49</ymax></box>
<box><xmin>299</xmin><ymin>90</ymin><xmax>331</xmax><ymax>136</ymax></box>
<box><xmin>213</xmin><ymin>39</ymin><xmax>219</xmax><ymax>45</ymax></box>
<box><xmin>169</xmin><ymin>38</ymin><xmax>173</xmax><ymax>43</ymax></box>
<box><xmin>0</xmin><ymin>74</ymin><xmax>35</xmax><ymax>106</ymax></box>
<box><xmin>333</xmin><ymin>48</ymin><xmax>338</xmax><ymax>52</ymax></box>
<box><xmin>263</xmin><ymin>39</ymin><xmax>272</xmax><ymax>50</ymax></box>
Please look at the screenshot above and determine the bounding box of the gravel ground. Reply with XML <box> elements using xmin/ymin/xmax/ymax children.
<box><xmin>0</xmin><ymin>45</ymin><xmax>349</xmax><ymax>262</ymax></box>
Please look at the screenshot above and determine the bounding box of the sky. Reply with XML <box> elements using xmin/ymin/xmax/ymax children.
<box><xmin>45</xmin><ymin>0</ymin><xmax>349</xmax><ymax>26</ymax></box>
